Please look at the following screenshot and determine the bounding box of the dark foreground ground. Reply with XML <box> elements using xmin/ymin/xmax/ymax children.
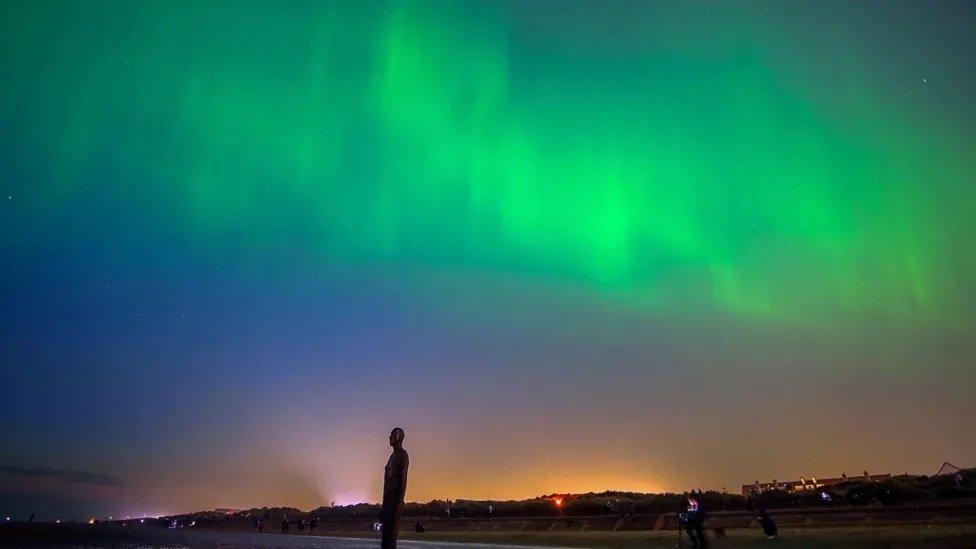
<box><xmin>3</xmin><ymin>524</ymin><xmax>976</xmax><ymax>548</ymax></box>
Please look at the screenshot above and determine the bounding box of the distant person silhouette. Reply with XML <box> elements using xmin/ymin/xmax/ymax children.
<box><xmin>380</xmin><ymin>427</ymin><xmax>409</xmax><ymax>548</ymax></box>
<box><xmin>757</xmin><ymin>505</ymin><xmax>778</xmax><ymax>539</ymax></box>
<box><xmin>682</xmin><ymin>494</ymin><xmax>708</xmax><ymax>548</ymax></box>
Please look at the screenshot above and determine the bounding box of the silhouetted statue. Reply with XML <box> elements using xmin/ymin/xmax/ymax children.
<box><xmin>380</xmin><ymin>427</ymin><xmax>409</xmax><ymax>549</ymax></box>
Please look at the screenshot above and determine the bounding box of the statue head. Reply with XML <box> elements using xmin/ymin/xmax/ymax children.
<box><xmin>389</xmin><ymin>427</ymin><xmax>405</xmax><ymax>448</ymax></box>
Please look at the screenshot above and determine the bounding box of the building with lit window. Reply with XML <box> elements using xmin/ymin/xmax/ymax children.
<box><xmin>741</xmin><ymin>472</ymin><xmax>891</xmax><ymax>497</ymax></box>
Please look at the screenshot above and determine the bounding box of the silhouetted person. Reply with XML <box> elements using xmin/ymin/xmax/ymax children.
<box><xmin>757</xmin><ymin>505</ymin><xmax>777</xmax><ymax>539</ymax></box>
<box><xmin>380</xmin><ymin>427</ymin><xmax>409</xmax><ymax>549</ymax></box>
<box><xmin>683</xmin><ymin>495</ymin><xmax>708</xmax><ymax>548</ymax></box>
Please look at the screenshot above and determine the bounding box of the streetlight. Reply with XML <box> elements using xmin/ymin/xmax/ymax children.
<box><xmin>553</xmin><ymin>497</ymin><xmax>564</xmax><ymax>517</ymax></box>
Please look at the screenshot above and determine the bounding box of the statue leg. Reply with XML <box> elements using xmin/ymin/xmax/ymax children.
<box><xmin>381</xmin><ymin>519</ymin><xmax>398</xmax><ymax>549</ymax></box>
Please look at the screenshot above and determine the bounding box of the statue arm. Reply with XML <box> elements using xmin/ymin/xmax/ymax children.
<box><xmin>396</xmin><ymin>453</ymin><xmax>409</xmax><ymax>507</ymax></box>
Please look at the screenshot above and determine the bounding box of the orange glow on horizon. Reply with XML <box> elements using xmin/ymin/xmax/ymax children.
<box><xmin>403</xmin><ymin>472</ymin><xmax>667</xmax><ymax>505</ymax></box>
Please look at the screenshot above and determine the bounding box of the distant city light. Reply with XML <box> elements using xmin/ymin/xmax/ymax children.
<box><xmin>56</xmin><ymin>519</ymin><xmax>61</xmax><ymax>524</ymax></box>
<box><xmin>553</xmin><ymin>497</ymin><xmax>563</xmax><ymax>507</ymax></box>
<box><xmin>5</xmin><ymin>516</ymin><xmax>10</xmax><ymax>521</ymax></box>
<box><xmin>89</xmin><ymin>518</ymin><xmax>95</xmax><ymax>525</ymax></box>
<box><xmin>140</xmin><ymin>519</ymin><xmax>144</xmax><ymax>523</ymax></box>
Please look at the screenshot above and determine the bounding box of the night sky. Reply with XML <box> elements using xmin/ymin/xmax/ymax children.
<box><xmin>2</xmin><ymin>0</ymin><xmax>975</xmax><ymax>521</ymax></box>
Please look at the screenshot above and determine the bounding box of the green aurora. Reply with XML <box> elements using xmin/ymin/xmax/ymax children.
<box><xmin>4</xmin><ymin>1</ymin><xmax>973</xmax><ymax>326</ymax></box>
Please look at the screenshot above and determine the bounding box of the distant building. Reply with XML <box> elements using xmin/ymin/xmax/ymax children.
<box><xmin>936</xmin><ymin>462</ymin><xmax>962</xmax><ymax>476</ymax></box>
<box><xmin>741</xmin><ymin>472</ymin><xmax>891</xmax><ymax>497</ymax></box>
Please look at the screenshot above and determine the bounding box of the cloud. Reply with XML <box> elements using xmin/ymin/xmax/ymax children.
<box><xmin>0</xmin><ymin>465</ymin><xmax>123</xmax><ymax>486</ymax></box>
